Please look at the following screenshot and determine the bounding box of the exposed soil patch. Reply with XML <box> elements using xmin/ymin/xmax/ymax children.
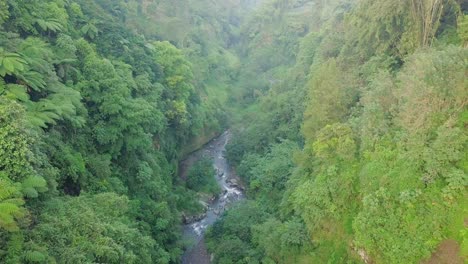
<box><xmin>421</xmin><ymin>239</ymin><xmax>464</xmax><ymax>264</ymax></box>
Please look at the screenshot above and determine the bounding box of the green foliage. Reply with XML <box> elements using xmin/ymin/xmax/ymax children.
<box><xmin>1</xmin><ymin>0</ymin><xmax>466</xmax><ymax>263</ymax></box>
<box><xmin>21</xmin><ymin>176</ymin><xmax>47</xmax><ymax>198</ymax></box>
<box><xmin>0</xmin><ymin>0</ymin><xmax>245</xmax><ymax>262</ymax></box>
<box><xmin>253</xmin><ymin>218</ymin><xmax>312</xmax><ymax>263</ymax></box>
<box><xmin>0</xmin><ymin>173</ymin><xmax>25</xmax><ymax>232</ymax></box>
<box><xmin>29</xmin><ymin>193</ymin><xmax>158</xmax><ymax>263</ymax></box>
<box><xmin>24</xmin><ymin>250</ymin><xmax>47</xmax><ymax>263</ymax></box>
<box><xmin>0</xmin><ymin>48</ymin><xmax>26</xmax><ymax>77</ymax></box>
<box><xmin>353</xmin><ymin>188</ymin><xmax>446</xmax><ymax>263</ymax></box>
<box><xmin>0</xmin><ymin>0</ymin><xmax>8</xmax><ymax>26</ymax></box>
<box><xmin>348</xmin><ymin>47</ymin><xmax>467</xmax><ymax>262</ymax></box>
<box><xmin>244</xmin><ymin>141</ymin><xmax>298</xmax><ymax>213</ymax></box>
<box><xmin>210</xmin><ymin>1</ymin><xmax>467</xmax><ymax>263</ymax></box>
<box><xmin>206</xmin><ymin>201</ymin><xmax>269</xmax><ymax>263</ymax></box>
<box><xmin>0</xmin><ymin>100</ymin><xmax>35</xmax><ymax>181</ymax></box>
<box><xmin>458</xmin><ymin>14</ymin><xmax>468</xmax><ymax>46</ymax></box>
<box><xmin>35</xmin><ymin>18</ymin><xmax>63</xmax><ymax>33</ymax></box>
<box><xmin>343</xmin><ymin>0</ymin><xmax>416</xmax><ymax>59</ymax></box>
<box><xmin>151</xmin><ymin>41</ymin><xmax>194</xmax><ymax>127</ymax></box>
<box><xmin>302</xmin><ymin>59</ymin><xmax>357</xmax><ymax>138</ymax></box>
<box><xmin>186</xmin><ymin>157</ymin><xmax>220</xmax><ymax>195</ymax></box>
<box><xmin>81</xmin><ymin>20</ymin><xmax>98</xmax><ymax>39</ymax></box>
<box><xmin>312</xmin><ymin>123</ymin><xmax>356</xmax><ymax>163</ymax></box>
<box><xmin>4</xmin><ymin>232</ymin><xmax>25</xmax><ymax>264</ymax></box>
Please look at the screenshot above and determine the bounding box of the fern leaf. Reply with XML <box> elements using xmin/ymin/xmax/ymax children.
<box><xmin>0</xmin><ymin>49</ymin><xmax>27</xmax><ymax>76</ymax></box>
<box><xmin>0</xmin><ymin>79</ymin><xmax>5</xmax><ymax>94</ymax></box>
<box><xmin>16</xmin><ymin>71</ymin><xmax>46</xmax><ymax>91</ymax></box>
<box><xmin>22</xmin><ymin>176</ymin><xmax>47</xmax><ymax>194</ymax></box>
<box><xmin>1</xmin><ymin>198</ymin><xmax>24</xmax><ymax>206</ymax></box>
<box><xmin>0</xmin><ymin>203</ymin><xmax>21</xmax><ymax>215</ymax></box>
<box><xmin>22</xmin><ymin>187</ymin><xmax>38</xmax><ymax>198</ymax></box>
<box><xmin>24</xmin><ymin>251</ymin><xmax>46</xmax><ymax>262</ymax></box>
<box><xmin>4</xmin><ymin>84</ymin><xmax>29</xmax><ymax>102</ymax></box>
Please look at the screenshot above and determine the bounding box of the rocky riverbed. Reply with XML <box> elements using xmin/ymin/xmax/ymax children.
<box><xmin>181</xmin><ymin>131</ymin><xmax>245</xmax><ymax>264</ymax></box>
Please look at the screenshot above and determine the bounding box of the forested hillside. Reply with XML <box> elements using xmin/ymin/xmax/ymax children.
<box><xmin>207</xmin><ymin>0</ymin><xmax>468</xmax><ymax>263</ymax></box>
<box><xmin>0</xmin><ymin>0</ymin><xmax>466</xmax><ymax>263</ymax></box>
<box><xmin>0</xmin><ymin>0</ymin><xmax>252</xmax><ymax>262</ymax></box>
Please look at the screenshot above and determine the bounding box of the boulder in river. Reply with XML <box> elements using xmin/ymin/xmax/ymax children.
<box><xmin>208</xmin><ymin>195</ymin><xmax>216</xmax><ymax>203</ymax></box>
<box><xmin>182</xmin><ymin>212</ymin><xmax>207</xmax><ymax>224</ymax></box>
<box><xmin>227</xmin><ymin>178</ymin><xmax>239</xmax><ymax>187</ymax></box>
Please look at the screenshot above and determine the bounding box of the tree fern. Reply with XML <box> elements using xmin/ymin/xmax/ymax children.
<box><xmin>19</xmin><ymin>38</ymin><xmax>51</xmax><ymax>69</ymax></box>
<box><xmin>0</xmin><ymin>174</ymin><xmax>25</xmax><ymax>232</ymax></box>
<box><xmin>5</xmin><ymin>233</ymin><xmax>24</xmax><ymax>264</ymax></box>
<box><xmin>15</xmin><ymin>38</ymin><xmax>50</xmax><ymax>92</ymax></box>
<box><xmin>81</xmin><ymin>21</ymin><xmax>99</xmax><ymax>39</ymax></box>
<box><xmin>24</xmin><ymin>250</ymin><xmax>46</xmax><ymax>263</ymax></box>
<box><xmin>0</xmin><ymin>203</ymin><xmax>23</xmax><ymax>216</ymax></box>
<box><xmin>0</xmin><ymin>0</ymin><xmax>8</xmax><ymax>26</ymax></box>
<box><xmin>0</xmin><ymin>177</ymin><xmax>21</xmax><ymax>202</ymax></box>
<box><xmin>25</xmin><ymin>107</ymin><xmax>60</xmax><ymax>128</ymax></box>
<box><xmin>0</xmin><ymin>79</ymin><xmax>4</xmax><ymax>94</ymax></box>
<box><xmin>23</xmin><ymin>84</ymin><xmax>84</xmax><ymax>128</ymax></box>
<box><xmin>35</xmin><ymin>18</ymin><xmax>63</xmax><ymax>33</ymax></box>
<box><xmin>21</xmin><ymin>176</ymin><xmax>47</xmax><ymax>198</ymax></box>
<box><xmin>16</xmin><ymin>70</ymin><xmax>46</xmax><ymax>91</ymax></box>
<box><xmin>0</xmin><ymin>185</ymin><xmax>15</xmax><ymax>201</ymax></box>
<box><xmin>0</xmin><ymin>198</ymin><xmax>24</xmax><ymax>206</ymax></box>
<box><xmin>1</xmin><ymin>84</ymin><xmax>29</xmax><ymax>102</ymax></box>
<box><xmin>0</xmin><ymin>48</ymin><xmax>27</xmax><ymax>77</ymax></box>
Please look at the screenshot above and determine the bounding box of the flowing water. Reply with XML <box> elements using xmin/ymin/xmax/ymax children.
<box><xmin>181</xmin><ymin>131</ymin><xmax>245</xmax><ymax>264</ymax></box>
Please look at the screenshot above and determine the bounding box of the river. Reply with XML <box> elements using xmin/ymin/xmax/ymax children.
<box><xmin>181</xmin><ymin>131</ymin><xmax>245</xmax><ymax>264</ymax></box>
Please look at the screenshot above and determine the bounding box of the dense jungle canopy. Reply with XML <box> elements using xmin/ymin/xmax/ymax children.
<box><xmin>0</xmin><ymin>0</ymin><xmax>467</xmax><ymax>263</ymax></box>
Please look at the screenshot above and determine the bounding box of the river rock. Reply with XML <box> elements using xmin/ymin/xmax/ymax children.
<box><xmin>227</xmin><ymin>178</ymin><xmax>239</xmax><ymax>187</ymax></box>
<box><xmin>182</xmin><ymin>212</ymin><xmax>207</xmax><ymax>224</ymax></box>
<box><xmin>227</xmin><ymin>194</ymin><xmax>238</xmax><ymax>203</ymax></box>
<box><xmin>208</xmin><ymin>195</ymin><xmax>216</xmax><ymax>203</ymax></box>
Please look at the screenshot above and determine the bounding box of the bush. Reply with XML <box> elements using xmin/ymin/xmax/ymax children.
<box><xmin>186</xmin><ymin>157</ymin><xmax>220</xmax><ymax>195</ymax></box>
